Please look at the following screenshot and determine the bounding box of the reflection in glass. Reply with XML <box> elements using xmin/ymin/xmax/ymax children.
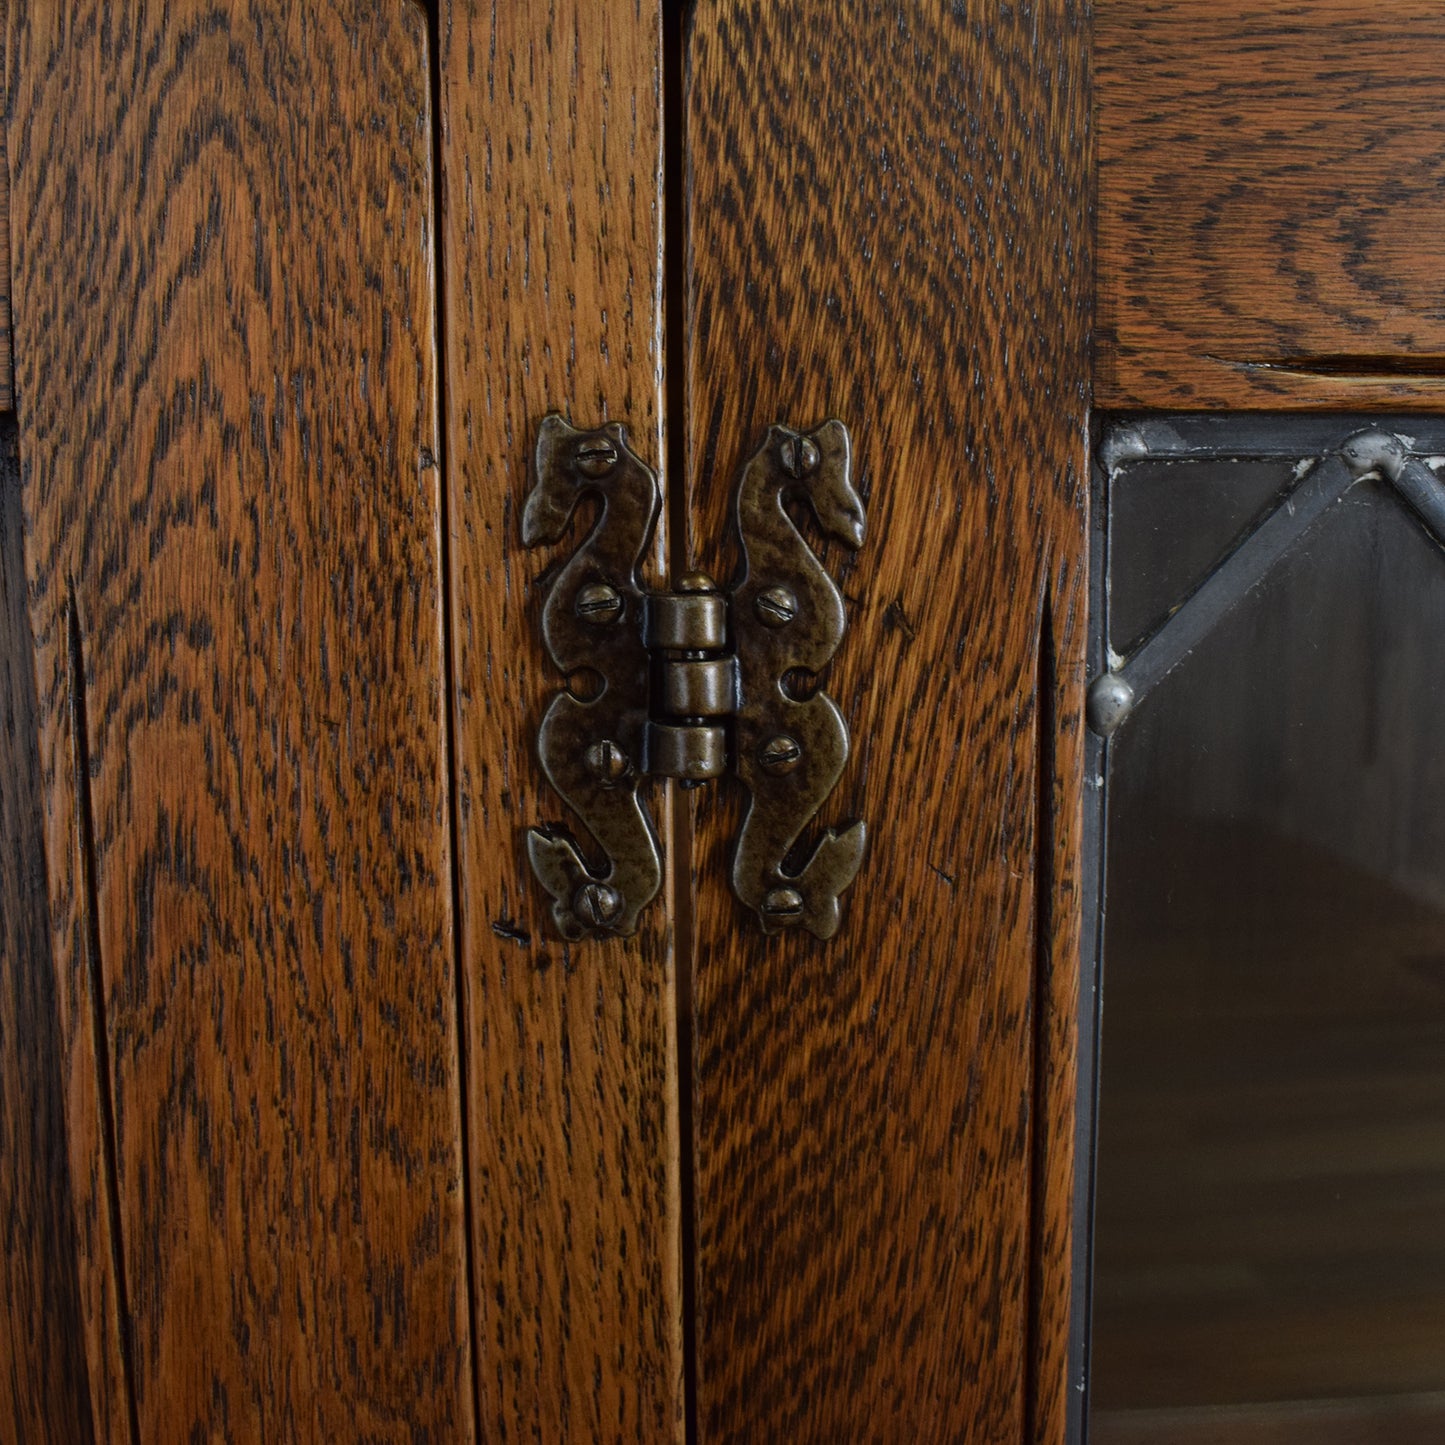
<box><xmin>1108</xmin><ymin>456</ymin><xmax>1296</xmax><ymax>656</ymax></box>
<box><xmin>1090</xmin><ymin>441</ymin><xmax>1445</xmax><ymax>1445</ymax></box>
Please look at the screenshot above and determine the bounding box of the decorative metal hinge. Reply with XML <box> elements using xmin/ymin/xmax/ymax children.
<box><xmin>522</xmin><ymin>411</ymin><xmax>867</xmax><ymax>941</ymax></box>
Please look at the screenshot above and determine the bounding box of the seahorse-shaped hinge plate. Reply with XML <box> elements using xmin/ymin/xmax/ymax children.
<box><xmin>522</xmin><ymin>413</ymin><xmax>663</xmax><ymax>940</ymax></box>
<box><xmin>729</xmin><ymin>420</ymin><xmax>866</xmax><ymax>938</ymax></box>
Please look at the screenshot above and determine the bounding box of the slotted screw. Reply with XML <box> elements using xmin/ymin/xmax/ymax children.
<box><xmin>573</xmin><ymin>882</ymin><xmax>623</xmax><ymax>929</ymax></box>
<box><xmin>575</xmin><ymin>582</ymin><xmax>623</xmax><ymax>624</ymax></box>
<box><xmin>754</xmin><ymin>585</ymin><xmax>798</xmax><ymax>628</ymax></box>
<box><xmin>758</xmin><ymin>735</ymin><xmax>802</xmax><ymax>774</ymax></box>
<box><xmin>761</xmin><ymin>887</ymin><xmax>804</xmax><ymax>923</ymax></box>
<box><xmin>779</xmin><ymin>433</ymin><xmax>819</xmax><ymax>478</ymax></box>
<box><xmin>575</xmin><ymin>439</ymin><xmax>619</xmax><ymax>477</ymax></box>
<box><xmin>584</xmin><ymin>739</ymin><xmax>630</xmax><ymax>785</ymax></box>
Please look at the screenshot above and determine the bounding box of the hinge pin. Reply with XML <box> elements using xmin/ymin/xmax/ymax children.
<box><xmin>675</xmin><ymin>570</ymin><xmax>717</xmax><ymax>594</ymax></box>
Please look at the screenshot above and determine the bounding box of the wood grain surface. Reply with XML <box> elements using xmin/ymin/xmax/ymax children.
<box><xmin>0</xmin><ymin>11</ymin><xmax>11</xmax><ymax>415</ymax></box>
<box><xmin>1094</xmin><ymin>1395</ymin><xmax>1445</xmax><ymax>1445</ymax></box>
<box><xmin>1031</xmin><ymin>596</ymin><xmax>1089</xmax><ymax>1445</ymax></box>
<box><xmin>0</xmin><ymin>417</ymin><xmax>96</xmax><ymax>1444</ymax></box>
<box><xmin>9</xmin><ymin>3</ymin><xmax>475</xmax><ymax>1439</ymax></box>
<box><xmin>435</xmin><ymin>1</ymin><xmax>685</xmax><ymax>1439</ymax></box>
<box><xmin>682</xmin><ymin>2</ymin><xmax>1090</xmax><ymax>1440</ymax></box>
<box><xmin>1098</xmin><ymin>0</ymin><xmax>1445</xmax><ymax>410</ymax></box>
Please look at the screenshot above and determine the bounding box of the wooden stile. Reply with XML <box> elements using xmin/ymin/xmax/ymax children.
<box><xmin>435</xmin><ymin>0</ymin><xmax>687</xmax><ymax>1438</ymax></box>
<box><xmin>681</xmin><ymin>2</ymin><xmax>1091</xmax><ymax>1439</ymax></box>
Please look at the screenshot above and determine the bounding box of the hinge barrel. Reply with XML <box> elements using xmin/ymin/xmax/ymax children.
<box><xmin>644</xmin><ymin>721</ymin><xmax>728</xmax><ymax>781</ymax></box>
<box><xmin>658</xmin><ymin>656</ymin><xmax>736</xmax><ymax>718</ymax></box>
<box><xmin>645</xmin><ymin>589</ymin><xmax>727</xmax><ymax>650</ymax></box>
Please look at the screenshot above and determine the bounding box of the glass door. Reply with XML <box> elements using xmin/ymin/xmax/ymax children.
<box><xmin>1083</xmin><ymin>416</ymin><xmax>1445</xmax><ymax>1445</ymax></box>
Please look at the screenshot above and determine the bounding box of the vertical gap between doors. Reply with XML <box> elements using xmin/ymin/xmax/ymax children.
<box><xmin>68</xmin><ymin>589</ymin><xmax>143</xmax><ymax>1445</ymax></box>
<box><xmin>662</xmin><ymin>2</ymin><xmax>700</xmax><ymax>1440</ymax></box>
<box><xmin>1023</xmin><ymin>588</ymin><xmax>1057</xmax><ymax>1445</ymax></box>
<box><xmin>424</xmin><ymin>5</ymin><xmax>485</xmax><ymax>1439</ymax></box>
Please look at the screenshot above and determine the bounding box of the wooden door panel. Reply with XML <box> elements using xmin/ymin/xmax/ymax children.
<box><xmin>9</xmin><ymin>3</ymin><xmax>473</xmax><ymax>1438</ymax></box>
<box><xmin>435</xmin><ymin>1</ymin><xmax>686</xmax><ymax>1439</ymax></box>
<box><xmin>682</xmin><ymin>2</ymin><xmax>1089</xmax><ymax>1440</ymax></box>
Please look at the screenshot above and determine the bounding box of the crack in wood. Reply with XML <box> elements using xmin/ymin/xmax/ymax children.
<box><xmin>67</xmin><ymin>585</ymin><xmax>141</xmax><ymax>1445</ymax></box>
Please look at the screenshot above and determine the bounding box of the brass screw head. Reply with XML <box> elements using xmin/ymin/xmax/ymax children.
<box><xmin>754</xmin><ymin>585</ymin><xmax>798</xmax><ymax>628</ymax></box>
<box><xmin>575</xmin><ymin>582</ymin><xmax>624</xmax><ymax>624</ymax></box>
<box><xmin>761</xmin><ymin>887</ymin><xmax>805</xmax><ymax>923</ymax></box>
<box><xmin>575</xmin><ymin>439</ymin><xmax>619</xmax><ymax>478</ymax></box>
<box><xmin>758</xmin><ymin>735</ymin><xmax>802</xmax><ymax>774</ymax></box>
<box><xmin>584</xmin><ymin>739</ymin><xmax>630</xmax><ymax>785</ymax></box>
<box><xmin>779</xmin><ymin>433</ymin><xmax>820</xmax><ymax>478</ymax></box>
<box><xmin>573</xmin><ymin>882</ymin><xmax>623</xmax><ymax>929</ymax></box>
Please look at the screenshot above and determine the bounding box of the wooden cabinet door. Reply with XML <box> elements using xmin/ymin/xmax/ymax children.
<box><xmin>1</xmin><ymin>3</ymin><xmax>687</xmax><ymax>1439</ymax></box>
<box><xmin>679</xmin><ymin>4</ymin><xmax>1087</xmax><ymax>1442</ymax></box>
<box><xmin>0</xmin><ymin>1</ymin><xmax>1089</xmax><ymax>1441</ymax></box>
<box><xmin>3</xmin><ymin>3</ymin><xmax>479</xmax><ymax>1440</ymax></box>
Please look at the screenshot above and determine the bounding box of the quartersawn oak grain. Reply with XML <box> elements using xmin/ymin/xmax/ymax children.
<box><xmin>0</xmin><ymin>417</ymin><xmax>95</xmax><ymax>1443</ymax></box>
<box><xmin>435</xmin><ymin>1</ymin><xmax>686</xmax><ymax>1439</ymax></box>
<box><xmin>0</xmin><ymin>30</ymin><xmax>11</xmax><ymax>415</ymax></box>
<box><xmin>683</xmin><ymin>2</ymin><xmax>1089</xmax><ymax>1441</ymax></box>
<box><xmin>1031</xmin><ymin>598</ymin><xmax>1088</xmax><ymax>1445</ymax></box>
<box><xmin>1098</xmin><ymin>0</ymin><xmax>1445</xmax><ymax>410</ymax></box>
<box><xmin>1</xmin><ymin>8</ymin><xmax>87</xmax><ymax>1432</ymax></box>
<box><xmin>9</xmin><ymin>3</ymin><xmax>474</xmax><ymax>1438</ymax></box>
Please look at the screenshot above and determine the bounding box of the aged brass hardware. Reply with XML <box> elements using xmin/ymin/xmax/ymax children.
<box><xmin>523</xmin><ymin>412</ymin><xmax>867</xmax><ymax>940</ymax></box>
